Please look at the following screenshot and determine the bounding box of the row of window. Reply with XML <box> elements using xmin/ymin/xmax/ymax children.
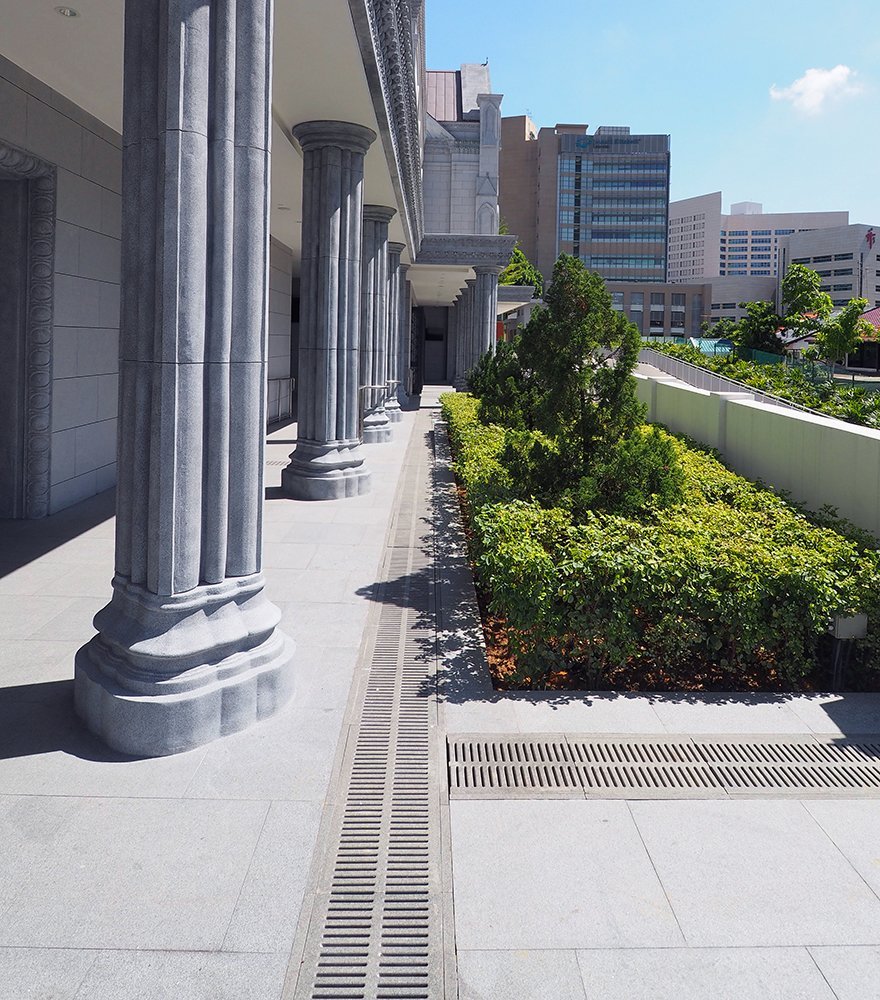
<box><xmin>584</xmin><ymin>256</ymin><xmax>665</xmax><ymax>268</ymax></box>
<box><xmin>722</xmin><ymin>229</ymin><xmax>795</xmax><ymax>236</ymax></box>
<box><xmin>558</xmin><ymin>158</ymin><xmax>668</xmax><ymax>173</ymax></box>
<box><xmin>559</xmin><ymin>228</ymin><xmax>666</xmax><ymax>243</ymax></box>
<box><xmin>792</xmin><ymin>253</ymin><xmax>854</xmax><ymax>264</ymax></box>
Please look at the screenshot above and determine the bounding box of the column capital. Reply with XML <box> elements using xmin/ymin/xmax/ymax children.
<box><xmin>474</xmin><ymin>264</ymin><xmax>503</xmax><ymax>277</ymax></box>
<box><xmin>465</xmin><ymin>278</ymin><xmax>476</xmax><ymax>289</ymax></box>
<box><xmin>388</xmin><ymin>241</ymin><xmax>407</xmax><ymax>257</ymax></box>
<box><xmin>364</xmin><ymin>204</ymin><xmax>397</xmax><ymax>224</ymax></box>
<box><xmin>292</xmin><ymin>120</ymin><xmax>377</xmax><ymax>155</ymax></box>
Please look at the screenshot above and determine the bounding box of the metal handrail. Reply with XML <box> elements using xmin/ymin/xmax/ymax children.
<box><xmin>639</xmin><ymin>347</ymin><xmax>836</xmax><ymax>421</ymax></box>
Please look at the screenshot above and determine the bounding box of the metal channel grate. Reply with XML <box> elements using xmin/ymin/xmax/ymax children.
<box><xmin>448</xmin><ymin>736</ymin><xmax>880</xmax><ymax>800</ymax></box>
<box><xmin>295</xmin><ymin>437</ymin><xmax>443</xmax><ymax>1000</ymax></box>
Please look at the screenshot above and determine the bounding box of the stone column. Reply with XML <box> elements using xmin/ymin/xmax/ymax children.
<box><xmin>397</xmin><ymin>264</ymin><xmax>412</xmax><ymax>403</ymax></box>
<box><xmin>475</xmin><ymin>265</ymin><xmax>501</xmax><ymax>356</ymax></box>
<box><xmin>281</xmin><ymin>121</ymin><xmax>377</xmax><ymax>499</ymax></box>
<box><xmin>462</xmin><ymin>278</ymin><xmax>477</xmax><ymax>383</ymax></box>
<box><xmin>360</xmin><ymin>206</ymin><xmax>395</xmax><ymax>444</ymax></box>
<box><xmin>75</xmin><ymin>0</ymin><xmax>294</xmax><ymax>757</ymax></box>
<box><xmin>384</xmin><ymin>242</ymin><xmax>405</xmax><ymax>422</ymax></box>
<box><xmin>452</xmin><ymin>294</ymin><xmax>466</xmax><ymax>390</ymax></box>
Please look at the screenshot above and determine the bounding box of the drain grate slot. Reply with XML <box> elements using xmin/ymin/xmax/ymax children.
<box><xmin>293</xmin><ymin>434</ymin><xmax>442</xmax><ymax>1000</ymax></box>
<box><xmin>448</xmin><ymin>736</ymin><xmax>880</xmax><ymax>799</ymax></box>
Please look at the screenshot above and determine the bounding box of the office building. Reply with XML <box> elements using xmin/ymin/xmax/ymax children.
<box><xmin>780</xmin><ymin>224</ymin><xmax>880</xmax><ymax>308</ymax></box>
<box><xmin>500</xmin><ymin>117</ymin><xmax>671</xmax><ymax>285</ymax></box>
<box><xmin>669</xmin><ymin>192</ymin><xmax>848</xmax><ymax>282</ymax></box>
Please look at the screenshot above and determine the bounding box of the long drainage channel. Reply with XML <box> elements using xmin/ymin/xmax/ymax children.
<box><xmin>285</xmin><ymin>411</ymin><xmax>450</xmax><ymax>1000</ymax></box>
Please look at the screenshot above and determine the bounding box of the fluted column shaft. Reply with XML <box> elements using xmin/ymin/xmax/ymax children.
<box><xmin>452</xmin><ymin>294</ymin><xmax>466</xmax><ymax>390</ymax></box>
<box><xmin>385</xmin><ymin>242</ymin><xmax>404</xmax><ymax>421</ymax></box>
<box><xmin>463</xmin><ymin>279</ymin><xmax>477</xmax><ymax>380</ymax></box>
<box><xmin>281</xmin><ymin>121</ymin><xmax>376</xmax><ymax>499</ymax></box>
<box><xmin>360</xmin><ymin>206</ymin><xmax>395</xmax><ymax>444</ymax></box>
<box><xmin>76</xmin><ymin>0</ymin><xmax>294</xmax><ymax>757</ymax></box>
<box><xmin>475</xmin><ymin>265</ymin><xmax>501</xmax><ymax>357</ymax></box>
<box><xmin>397</xmin><ymin>265</ymin><xmax>412</xmax><ymax>403</ymax></box>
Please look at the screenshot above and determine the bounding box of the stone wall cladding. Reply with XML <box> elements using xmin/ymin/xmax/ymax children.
<box><xmin>0</xmin><ymin>55</ymin><xmax>123</xmax><ymax>514</ymax></box>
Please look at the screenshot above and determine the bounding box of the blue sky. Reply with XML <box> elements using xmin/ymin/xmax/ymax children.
<box><xmin>426</xmin><ymin>0</ymin><xmax>879</xmax><ymax>222</ymax></box>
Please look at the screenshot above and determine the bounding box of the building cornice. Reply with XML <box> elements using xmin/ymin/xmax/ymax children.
<box><xmin>416</xmin><ymin>233</ymin><xmax>516</xmax><ymax>269</ymax></box>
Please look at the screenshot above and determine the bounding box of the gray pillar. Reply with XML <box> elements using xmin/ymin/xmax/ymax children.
<box><xmin>463</xmin><ymin>279</ymin><xmax>477</xmax><ymax>382</ymax></box>
<box><xmin>385</xmin><ymin>242</ymin><xmax>405</xmax><ymax>422</ymax></box>
<box><xmin>75</xmin><ymin>0</ymin><xmax>294</xmax><ymax>757</ymax></box>
<box><xmin>281</xmin><ymin>121</ymin><xmax>376</xmax><ymax>499</ymax></box>
<box><xmin>475</xmin><ymin>265</ymin><xmax>501</xmax><ymax>357</ymax></box>
<box><xmin>397</xmin><ymin>264</ymin><xmax>412</xmax><ymax>403</ymax></box>
<box><xmin>360</xmin><ymin>206</ymin><xmax>395</xmax><ymax>444</ymax></box>
<box><xmin>452</xmin><ymin>294</ymin><xmax>466</xmax><ymax>390</ymax></box>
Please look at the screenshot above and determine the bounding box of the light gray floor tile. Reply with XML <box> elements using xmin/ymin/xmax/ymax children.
<box><xmin>510</xmin><ymin>692</ymin><xmax>666</xmax><ymax>734</ymax></box>
<box><xmin>76</xmin><ymin>950</ymin><xmax>288</xmax><ymax>1000</ymax></box>
<box><xmin>281</xmin><ymin>602</ymin><xmax>369</xmax><ymax>648</ymax></box>
<box><xmin>458</xmin><ymin>949</ymin><xmax>586</xmax><ymax>1000</ymax></box>
<box><xmin>184</xmin><ymin>706</ymin><xmax>343</xmax><ymax>802</ymax></box>
<box><xmin>0</xmin><ymin>796</ymin><xmax>82</xmax><ymax>907</ymax></box>
<box><xmin>0</xmin><ymin>947</ymin><xmax>98</xmax><ymax>1000</ymax></box>
<box><xmin>27</xmin><ymin>597</ymin><xmax>100</xmax><ymax>643</ymax></box>
<box><xmin>786</xmin><ymin>694</ymin><xmax>880</xmax><ymax>735</ymax></box>
<box><xmin>630</xmin><ymin>799</ymin><xmax>880</xmax><ymax>946</ymax></box>
<box><xmin>442</xmin><ymin>696</ymin><xmax>522</xmax><ymax>734</ymax></box>
<box><xmin>222</xmin><ymin>800</ymin><xmax>322</xmax><ymax>953</ymax></box>
<box><xmin>260</xmin><ymin>542</ymin><xmax>318</xmax><ymax>570</ymax></box>
<box><xmin>0</xmin><ymin>797</ymin><xmax>267</xmax><ymax>950</ymax></box>
<box><xmin>803</xmin><ymin>800</ymin><xmax>880</xmax><ymax>899</ymax></box>
<box><xmin>809</xmin><ymin>945</ymin><xmax>880</xmax><ymax>1000</ymax></box>
<box><xmin>451</xmin><ymin>800</ymin><xmax>683</xmax><ymax>950</ymax></box>
<box><xmin>576</xmin><ymin>947</ymin><xmax>836</xmax><ymax>1000</ymax></box>
<box><xmin>0</xmin><ymin>595</ymin><xmax>79</xmax><ymax>640</ymax></box>
<box><xmin>0</xmin><ymin>639</ymin><xmax>79</xmax><ymax>687</ymax></box>
<box><xmin>291</xmin><ymin>646</ymin><xmax>359</xmax><ymax>710</ymax></box>
<box><xmin>648</xmin><ymin>693</ymin><xmax>813</xmax><ymax>733</ymax></box>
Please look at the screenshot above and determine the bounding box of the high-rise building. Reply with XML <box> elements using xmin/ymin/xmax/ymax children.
<box><xmin>500</xmin><ymin>118</ymin><xmax>671</xmax><ymax>285</ymax></box>
<box><xmin>668</xmin><ymin>193</ymin><xmax>848</xmax><ymax>282</ymax></box>
<box><xmin>780</xmin><ymin>224</ymin><xmax>880</xmax><ymax>309</ymax></box>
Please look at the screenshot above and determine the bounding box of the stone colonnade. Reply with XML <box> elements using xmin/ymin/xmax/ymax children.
<box><xmin>75</xmin><ymin>0</ymin><xmax>295</xmax><ymax>756</ymax></box>
<box><xmin>75</xmin><ymin>1</ymin><xmax>416</xmax><ymax>757</ymax></box>
<box><xmin>452</xmin><ymin>267</ymin><xmax>501</xmax><ymax>389</ymax></box>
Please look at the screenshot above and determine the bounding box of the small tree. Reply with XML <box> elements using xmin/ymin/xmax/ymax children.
<box><xmin>782</xmin><ymin>263</ymin><xmax>833</xmax><ymax>337</ymax></box>
<box><xmin>814</xmin><ymin>298</ymin><xmax>872</xmax><ymax>365</ymax></box>
<box><xmin>500</xmin><ymin>243</ymin><xmax>544</xmax><ymax>298</ymax></box>
<box><xmin>733</xmin><ymin>300</ymin><xmax>784</xmax><ymax>354</ymax></box>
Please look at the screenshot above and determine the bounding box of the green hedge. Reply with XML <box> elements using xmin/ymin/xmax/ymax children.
<box><xmin>442</xmin><ymin>392</ymin><xmax>880</xmax><ymax>689</ymax></box>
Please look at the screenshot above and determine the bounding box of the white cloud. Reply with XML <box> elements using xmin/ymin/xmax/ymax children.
<box><xmin>770</xmin><ymin>65</ymin><xmax>862</xmax><ymax>115</ymax></box>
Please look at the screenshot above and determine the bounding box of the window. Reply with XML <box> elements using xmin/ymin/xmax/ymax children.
<box><xmin>751</xmin><ymin>237</ymin><xmax>771</xmax><ymax>244</ymax></box>
<box><xmin>711</xmin><ymin>304</ymin><xmax>720</xmax><ymax>310</ymax></box>
<box><xmin>816</xmin><ymin>270</ymin><xmax>832</xmax><ymax>277</ymax></box>
<box><xmin>752</xmin><ymin>254</ymin><xmax>772</xmax><ymax>260</ymax></box>
<box><xmin>813</xmin><ymin>255</ymin><xmax>832</xmax><ymax>263</ymax></box>
<box><xmin>834</xmin><ymin>253</ymin><xmax>854</xmax><ymax>261</ymax></box>
<box><xmin>834</xmin><ymin>268</ymin><xmax>853</xmax><ymax>276</ymax></box>
<box><xmin>728</xmin><ymin>230</ymin><xmax>747</xmax><ymax>235</ymax></box>
<box><xmin>721</xmin><ymin>303</ymin><xmax>736</xmax><ymax>309</ymax></box>
<box><xmin>775</xmin><ymin>229</ymin><xmax>795</xmax><ymax>235</ymax></box>
<box><xmin>751</xmin><ymin>230</ymin><xmax>771</xmax><ymax>236</ymax></box>
<box><xmin>650</xmin><ymin>292</ymin><xmax>665</xmax><ymax>305</ymax></box>
<box><xmin>833</xmin><ymin>283</ymin><xmax>852</xmax><ymax>291</ymax></box>
<box><xmin>792</xmin><ymin>257</ymin><xmax>810</xmax><ymax>264</ymax></box>
<box><xmin>728</xmin><ymin>254</ymin><xmax>747</xmax><ymax>260</ymax></box>
<box><xmin>671</xmin><ymin>293</ymin><xmax>685</xmax><ymax>307</ymax></box>
<box><xmin>751</xmin><ymin>270</ymin><xmax>771</xmax><ymax>276</ymax></box>
<box><xmin>630</xmin><ymin>293</ymin><xmax>644</xmax><ymax>309</ymax></box>
<box><xmin>729</xmin><ymin>238</ymin><xmax>749</xmax><ymax>244</ymax></box>
<box><xmin>611</xmin><ymin>291</ymin><xmax>624</xmax><ymax>311</ymax></box>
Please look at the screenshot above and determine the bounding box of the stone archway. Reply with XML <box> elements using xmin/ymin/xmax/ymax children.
<box><xmin>0</xmin><ymin>141</ymin><xmax>56</xmax><ymax>519</ymax></box>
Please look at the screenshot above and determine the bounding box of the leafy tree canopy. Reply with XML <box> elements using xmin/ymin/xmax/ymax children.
<box><xmin>814</xmin><ymin>298</ymin><xmax>873</xmax><ymax>363</ymax></box>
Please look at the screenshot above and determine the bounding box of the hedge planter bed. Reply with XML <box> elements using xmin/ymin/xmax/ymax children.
<box><xmin>442</xmin><ymin>392</ymin><xmax>880</xmax><ymax>693</ymax></box>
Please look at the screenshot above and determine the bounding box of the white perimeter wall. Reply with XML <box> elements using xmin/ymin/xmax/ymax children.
<box><xmin>635</xmin><ymin>372</ymin><xmax>880</xmax><ymax>537</ymax></box>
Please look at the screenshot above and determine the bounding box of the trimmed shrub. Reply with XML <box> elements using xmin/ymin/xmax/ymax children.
<box><xmin>441</xmin><ymin>391</ymin><xmax>880</xmax><ymax>690</ymax></box>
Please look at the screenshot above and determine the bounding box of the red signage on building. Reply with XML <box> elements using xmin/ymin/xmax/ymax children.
<box><xmin>867</xmin><ymin>229</ymin><xmax>876</xmax><ymax>250</ymax></box>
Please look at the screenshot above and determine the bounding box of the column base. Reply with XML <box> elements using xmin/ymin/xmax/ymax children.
<box><xmin>385</xmin><ymin>397</ymin><xmax>402</xmax><ymax>422</ymax></box>
<box><xmin>282</xmin><ymin>439</ymin><xmax>372</xmax><ymax>500</ymax></box>
<box><xmin>74</xmin><ymin>574</ymin><xmax>295</xmax><ymax>757</ymax></box>
<box><xmin>362</xmin><ymin>408</ymin><xmax>393</xmax><ymax>444</ymax></box>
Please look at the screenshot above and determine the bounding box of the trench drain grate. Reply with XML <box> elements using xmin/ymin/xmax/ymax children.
<box><xmin>447</xmin><ymin>736</ymin><xmax>880</xmax><ymax>799</ymax></box>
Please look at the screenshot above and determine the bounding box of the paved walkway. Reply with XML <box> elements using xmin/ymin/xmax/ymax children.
<box><xmin>3</xmin><ymin>389</ymin><xmax>880</xmax><ymax>999</ymax></box>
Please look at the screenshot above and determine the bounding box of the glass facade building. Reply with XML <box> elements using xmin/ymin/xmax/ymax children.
<box><xmin>555</xmin><ymin>129</ymin><xmax>671</xmax><ymax>284</ymax></box>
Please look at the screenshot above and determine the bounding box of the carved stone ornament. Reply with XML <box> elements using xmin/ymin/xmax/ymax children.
<box><xmin>416</xmin><ymin>233</ymin><xmax>516</xmax><ymax>269</ymax></box>
<box><xmin>351</xmin><ymin>0</ymin><xmax>424</xmax><ymax>249</ymax></box>
<box><xmin>0</xmin><ymin>140</ymin><xmax>57</xmax><ymax>519</ymax></box>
